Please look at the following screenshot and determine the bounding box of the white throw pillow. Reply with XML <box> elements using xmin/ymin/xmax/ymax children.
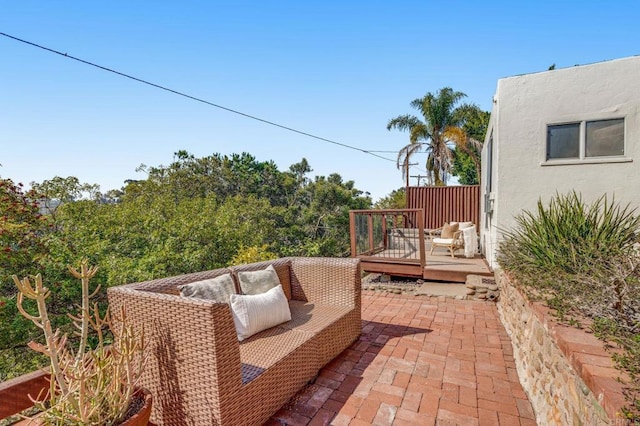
<box><xmin>230</xmin><ymin>284</ymin><xmax>291</xmax><ymax>341</ymax></box>
<box><xmin>237</xmin><ymin>264</ymin><xmax>281</xmax><ymax>295</ymax></box>
<box><xmin>178</xmin><ymin>273</ymin><xmax>236</xmax><ymax>303</ymax></box>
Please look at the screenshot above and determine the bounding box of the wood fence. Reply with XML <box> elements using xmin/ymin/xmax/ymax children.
<box><xmin>406</xmin><ymin>185</ymin><xmax>480</xmax><ymax>230</ymax></box>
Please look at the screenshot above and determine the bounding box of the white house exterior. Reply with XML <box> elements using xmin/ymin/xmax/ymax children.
<box><xmin>480</xmin><ymin>55</ymin><xmax>640</xmax><ymax>269</ymax></box>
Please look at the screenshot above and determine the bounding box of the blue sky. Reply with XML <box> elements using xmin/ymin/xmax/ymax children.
<box><xmin>2</xmin><ymin>1</ymin><xmax>639</xmax><ymax>201</ymax></box>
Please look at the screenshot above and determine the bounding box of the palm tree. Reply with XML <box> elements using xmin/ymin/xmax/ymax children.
<box><xmin>387</xmin><ymin>87</ymin><xmax>482</xmax><ymax>186</ymax></box>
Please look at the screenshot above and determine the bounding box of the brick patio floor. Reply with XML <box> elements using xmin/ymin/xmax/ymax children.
<box><xmin>266</xmin><ymin>290</ymin><xmax>537</xmax><ymax>426</ymax></box>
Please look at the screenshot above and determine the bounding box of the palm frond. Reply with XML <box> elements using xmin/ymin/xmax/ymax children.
<box><xmin>408</xmin><ymin>123</ymin><xmax>429</xmax><ymax>144</ymax></box>
<box><xmin>396</xmin><ymin>142</ymin><xmax>423</xmax><ymax>183</ymax></box>
<box><xmin>386</xmin><ymin>115</ymin><xmax>422</xmax><ymax>132</ymax></box>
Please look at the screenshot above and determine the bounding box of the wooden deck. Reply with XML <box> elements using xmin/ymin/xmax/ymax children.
<box><xmin>349</xmin><ymin>209</ymin><xmax>492</xmax><ymax>283</ymax></box>
<box><xmin>423</xmin><ymin>252</ymin><xmax>493</xmax><ymax>282</ymax></box>
<box><xmin>358</xmin><ymin>242</ymin><xmax>493</xmax><ymax>283</ymax></box>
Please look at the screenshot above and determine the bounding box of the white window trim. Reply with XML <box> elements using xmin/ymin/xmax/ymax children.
<box><xmin>542</xmin><ymin>116</ymin><xmax>628</xmax><ymax>165</ymax></box>
<box><xmin>541</xmin><ymin>157</ymin><xmax>633</xmax><ymax>167</ymax></box>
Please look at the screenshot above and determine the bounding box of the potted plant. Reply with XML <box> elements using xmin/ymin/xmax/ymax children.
<box><xmin>12</xmin><ymin>259</ymin><xmax>151</xmax><ymax>425</ymax></box>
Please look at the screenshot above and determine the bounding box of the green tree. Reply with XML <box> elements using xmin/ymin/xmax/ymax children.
<box><xmin>387</xmin><ymin>87</ymin><xmax>481</xmax><ymax>186</ymax></box>
<box><xmin>0</xmin><ymin>179</ymin><xmax>50</xmax><ymax>285</ymax></box>
<box><xmin>374</xmin><ymin>187</ymin><xmax>406</xmax><ymax>209</ymax></box>
<box><xmin>450</xmin><ymin>152</ymin><xmax>478</xmax><ymax>185</ymax></box>
<box><xmin>133</xmin><ymin>151</ymin><xmax>289</xmax><ymax>206</ymax></box>
<box><xmin>0</xmin><ymin>178</ymin><xmax>55</xmax><ymax>380</ymax></box>
<box><xmin>295</xmin><ymin>174</ymin><xmax>371</xmax><ymax>256</ymax></box>
<box><xmin>451</xmin><ymin>107</ymin><xmax>490</xmax><ymax>185</ymax></box>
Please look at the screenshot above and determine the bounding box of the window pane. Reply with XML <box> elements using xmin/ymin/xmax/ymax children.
<box><xmin>547</xmin><ymin>123</ymin><xmax>580</xmax><ymax>159</ymax></box>
<box><xmin>586</xmin><ymin>118</ymin><xmax>624</xmax><ymax>157</ymax></box>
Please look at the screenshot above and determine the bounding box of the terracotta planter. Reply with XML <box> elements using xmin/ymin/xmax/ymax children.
<box><xmin>121</xmin><ymin>387</ymin><xmax>153</xmax><ymax>426</ymax></box>
<box><xmin>14</xmin><ymin>387</ymin><xmax>152</xmax><ymax>426</ymax></box>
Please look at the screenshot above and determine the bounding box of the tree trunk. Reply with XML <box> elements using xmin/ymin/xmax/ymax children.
<box><xmin>433</xmin><ymin>169</ymin><xmax>444</xmax><ymax>186</ymax></box>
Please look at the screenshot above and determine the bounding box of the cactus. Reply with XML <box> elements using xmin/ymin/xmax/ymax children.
<box><xmin>13</xmin><ymin>259</ymin><xmax>146</xmax><ymax>425</ymax></box>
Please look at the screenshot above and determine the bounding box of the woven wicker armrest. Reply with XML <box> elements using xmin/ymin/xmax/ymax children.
<box><xmin>429</xmin><ymin>226</ymin><xmax>444</xmax><ymax>237</ymax></box>
<box><xmin>107</xmin><ymin>284</ymin><xmax>244</xmax><ymax>423</ymax></box>
<box><xmin>289</xmin><ymin>257</ymin><xmax>361</xmax><ymax>308</ymax></box>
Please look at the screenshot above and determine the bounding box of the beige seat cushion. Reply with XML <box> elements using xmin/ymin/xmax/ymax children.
<box><xmin>282</xmin><ymin>301</ymin><xmax>358</xmax><ymax>367</ymax></box>
<box><xmin>239</xmin><ymin>325</ymin><xmax>316</xmax><ymax>384</ymax></box>
<box><xmin>433</xmin><ymin>237</ymin><xmax>457</xmax><ymax>245</ymax></box>
<box><xmin>281</xmin><ymin>301</ymin><xmax>353</xmax><ymax>334</ymax></box>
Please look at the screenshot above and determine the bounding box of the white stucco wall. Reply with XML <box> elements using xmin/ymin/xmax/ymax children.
<box><xmin>480</xmin><ymin>106</ymin><xmax>498</xmax><ymax>267</ymax></box>
<box><xmin>481</xmin><ymin>55</ymin><xmax>640</xmax><ymax>268</ymax></box>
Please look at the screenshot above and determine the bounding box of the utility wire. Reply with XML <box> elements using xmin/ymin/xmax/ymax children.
<box><xmin>410</xmin><ymin>165</ymin><xmax>429</xmax><ymax>174</ymax></box>
<box><xmin>0</xmin><ymin>31</ymin><xmax>396</xmax><ymax>163</ymax></box>
<box><xmin>369</xmin><ymin>149</ymin><xmax>430</xmax><ymax>154</ymax></box>
<box><xmin>367</xmin><ymin>150</ymin><xmax>402</xmax><ymax>154</ymax></box>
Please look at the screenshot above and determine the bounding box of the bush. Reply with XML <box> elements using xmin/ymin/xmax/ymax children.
<box><xmin>230</xmin><ymin>245</ymin><xmax>278</xmax><ymax>266</ymax></box>
<box><xmin>498</xmin><ymin>191</ymin><xmax>640</xmax><ymax>419</ymax></box>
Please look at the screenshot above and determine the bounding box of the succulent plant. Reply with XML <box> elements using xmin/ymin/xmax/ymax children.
<box><xmin>13</xmin><ymin>259</ymin><xmax>147</xmax><ymax>425</ymax></box>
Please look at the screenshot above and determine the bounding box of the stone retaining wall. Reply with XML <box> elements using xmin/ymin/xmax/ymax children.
<box><xmin>496</xmin><ymin>270</ymin><xmax>629</xmax><ymax>425</ymax></box>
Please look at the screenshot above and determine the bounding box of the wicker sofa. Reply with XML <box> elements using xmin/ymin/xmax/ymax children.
<box><xmin>107</xmin><ymin>257</ymin><xmax>361</xmax><ymax>426</ymax></box>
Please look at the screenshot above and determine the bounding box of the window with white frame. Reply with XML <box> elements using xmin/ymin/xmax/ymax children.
<box><xmin>546</xmin><ymin>118</ymin><xmax>624</xmax><ymax>161</ymax></box>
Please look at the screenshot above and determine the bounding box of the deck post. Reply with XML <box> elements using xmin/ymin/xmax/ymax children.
<box><xmin>417</xmin><ymin>210</ymin><xmax>426</xmax><ymax>270</ymax></box>
<box><xmin>349</xmin><ymin>210</ymin><xmax>357</xmax><ymax>257</ymax></box>
<box><xmin>367</xmin><ymin>213</ymin><xmax>374</xmax><ymax>254</ymax></box>
<box><xmin>381</xmin><ymin>214</ymin><xmax>388</xmax><ymax>249</ymax></box>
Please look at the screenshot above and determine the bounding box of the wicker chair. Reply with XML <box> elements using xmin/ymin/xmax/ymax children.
<box><xmin>107</xmin><ymin>257</ymin><xmax>361</xmax><ymax>426</ymax></box>
<box><xmin>429</xmin><ymin>223</ymin><xmax>467</xmax><ymax>257</ymax></box>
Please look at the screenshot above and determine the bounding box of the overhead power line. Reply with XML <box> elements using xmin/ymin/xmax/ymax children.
<box><xmin>368</xmin><ymin>149</ymin><xmax>427</xmax><ymax>154</ymax></box>
<box><xmin>0</xmin><ymin>31</ymin><xmax>396</xmax><ymax>163</ymax></box>
<box><xmin>366</xmin><ymin>150</ymin><xmax>400</xmax><ymax>153</ymax></box>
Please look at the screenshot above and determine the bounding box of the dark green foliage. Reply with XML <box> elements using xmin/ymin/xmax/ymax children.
<box><xmin>498</xmin><ymin>191</ymin><xmax>640</xmax><ymax>418</ymax></box>
<box><xmin>592</xmin><ymin>317</ymin><xmax>640</xmax><ymax>420</ymax></box>
<box><xmin>451</xmin><ymin>107</ymin><xmax>490</xmax><ymax>185</ymax></box>
<box><xmin>0</xmin><ymin>178</ymin><xmax>58</xmax><ymax>379</ymax></box>
<box><xmin>450</xmin><ymin>151</ymin><xmax>478</xmax><ymax>185</ymax></box>
<box><xmin>374</xmin><ymin>187</ymin><xmax>406</xmax><ymax>209</ymax></box>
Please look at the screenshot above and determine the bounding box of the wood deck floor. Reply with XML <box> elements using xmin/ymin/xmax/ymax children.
<box><xmin>357</xmin><ymin>242</ymin><xmax>493</xmax><ymax>283</ymax></box>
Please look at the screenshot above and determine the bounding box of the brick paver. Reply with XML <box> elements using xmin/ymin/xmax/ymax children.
<box><xmin>269</xmin><ymin>290</ymin><xmax>536</xmax><ymax>425</ymax></box>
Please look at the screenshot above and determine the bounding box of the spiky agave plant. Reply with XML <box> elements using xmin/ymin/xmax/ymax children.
<box><xmin>13</xmin><ymin>259</ymin><xmax>147</xmax><ymax>425</ymax></box>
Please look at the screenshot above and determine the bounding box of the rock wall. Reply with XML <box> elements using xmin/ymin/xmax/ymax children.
<box><xmin>465</xmin><ymin>275</ymin><xmax>499</xmax><ymax>301</ymax></box>
<box><xmin>496</xmin><ymin>270</ymin><xmax>628</xmax><ymax>425</ymax></box>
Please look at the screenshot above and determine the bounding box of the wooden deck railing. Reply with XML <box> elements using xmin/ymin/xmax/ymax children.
<box><xmin>349</xmin><ymin>209</ymin><xmax>426</xmax><ymax>271</ymax></box>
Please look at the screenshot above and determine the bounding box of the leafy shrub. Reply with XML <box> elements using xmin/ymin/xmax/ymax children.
<box><xmin>498</xmin><ymin>191</ymin><xmax>640</xmax><ymax>419</ymax></box>
<box><xmin>499</xmin><ymin>191</ymin><xmax>639</xmax><ymax>276</ymax></box>
<box><xmin>230</xmin><ymin>244</ymin><xmax>278</xmax><ymax>265</ymax></box>
<box><xmin>592</xmin><ymin>317</ymin><xmax>640</xmax><ymax>420</ymax></box>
